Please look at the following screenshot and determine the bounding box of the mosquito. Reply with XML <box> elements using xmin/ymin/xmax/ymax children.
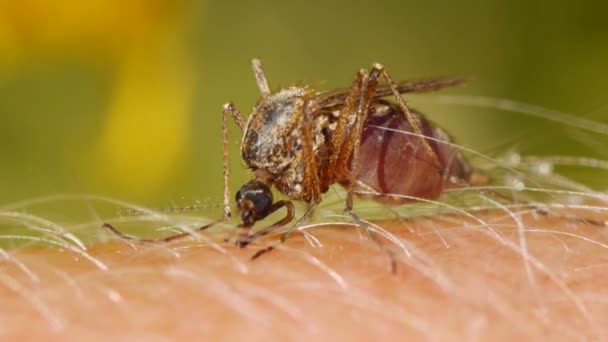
<box><xmin>103</xmin><ymin>59</ymin><xmax>489</xmax><ymax>272</ymax></box>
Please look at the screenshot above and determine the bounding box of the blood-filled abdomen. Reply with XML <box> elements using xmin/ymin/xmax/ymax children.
<box><xmin>351</xmin><ymin>102</ymin><xmax>471</xmax><ymax>203</ymax></box>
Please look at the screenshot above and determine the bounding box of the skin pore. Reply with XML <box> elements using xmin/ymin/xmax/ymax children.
<box><xmin>1</xmin><ymin>208</ymin><xmax>608</xmax><ymax>340</ymax></box>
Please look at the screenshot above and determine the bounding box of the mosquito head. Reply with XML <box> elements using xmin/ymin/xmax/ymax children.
<box><xmin>235</xmin><ymin>180</ymin><xmax>273</xmax><ymax>226</ymax></box>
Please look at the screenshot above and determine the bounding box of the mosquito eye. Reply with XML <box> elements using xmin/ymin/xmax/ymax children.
<box><xmin>236</xmin><ymin>181</ymin><xmax>273</xmax><ymax>225</ymax></box>
<box><xmin>249</xmin><ymin>189</ymin><xmax>272</xmax><ymax>214</ymax></box>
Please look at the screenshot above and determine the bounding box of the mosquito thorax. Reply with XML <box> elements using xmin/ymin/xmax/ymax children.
<box><xmin>241</xmin><ymin>86</ymin><xmax>311</xmax><ymax>171</ymax></box>
<box><xmin>239</xmin><ymin>86</ymin><xmax>319</xmax><ymax>201</ymax></box>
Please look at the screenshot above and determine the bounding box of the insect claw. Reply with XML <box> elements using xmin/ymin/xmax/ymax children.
<box><xmin>251</xmin><ymin>245</ymin><xmax>275</xmax><ymax>260</ymax></box>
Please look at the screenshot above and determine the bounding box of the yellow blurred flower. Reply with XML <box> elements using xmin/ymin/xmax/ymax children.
<box><xmin>0</xmin><ymin>0</ymin><xmax>195</xmax><ymax>197</ymax></box>
<box><xmin>96</xmin><ymin>42</ymin><xmax>193</xmax><ymax>195</ymax></box>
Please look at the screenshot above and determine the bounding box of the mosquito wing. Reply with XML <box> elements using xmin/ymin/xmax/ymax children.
<box><xmin>313</xmin><ymin>76</ymin><xmax>467</xmax><ymax>109</ymax></box>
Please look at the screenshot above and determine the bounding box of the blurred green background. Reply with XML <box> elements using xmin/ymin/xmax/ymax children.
<box><xmin>0</xmin><ymin>0</ymin><xmax>607</xmax><ymax>213</ymax></box>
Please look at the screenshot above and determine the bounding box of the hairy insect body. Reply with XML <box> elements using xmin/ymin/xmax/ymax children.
<box><xmin>102</xmin><ymin>60</ymin><xmax>480</xmax><ymax>271</ymax></box>
<box><xmin>227</xmin><ymin>60</ymin><xmax>484</xmax><ymax>259</ymax></box>
<box><xmin>242</xmin><ymin>85</ymin><xmax>472</xmax><ymax>206</ymax></box>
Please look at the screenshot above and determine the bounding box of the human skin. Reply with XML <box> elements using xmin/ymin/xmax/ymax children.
<box><xmin>1</xmin><ymin>210</ymin><xmax>608</xmax><ymax>341</ymax></box>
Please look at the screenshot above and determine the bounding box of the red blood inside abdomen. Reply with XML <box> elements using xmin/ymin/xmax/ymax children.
<box><xmin>353</xmin><ymin>107</ymin><xmax>470</xmax><ymax>203</ymax></box>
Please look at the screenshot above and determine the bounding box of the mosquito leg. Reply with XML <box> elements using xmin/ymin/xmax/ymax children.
<box><xmin>300</xmin><ymin>103</ymin><xmax>323</xmax><ymax>203</ymax></box>
<box><xmin>339</xmin><ymin>64</ymin><xmax>397</xmax><ymax>273</ymax></box>
<box><xmin>101</xmin><ymin>221</ymin><xmax>217</xmax><ymax>244</ymax></box>
<box><xmin>345</xmin><ymin>65</ymin><xmax>382</xmax><ymax>211</ymax></box>
<box><xmin>222</xmin><ymin>103</ymin><xmax>247</xmax><ymax>220</ymax></box>
<box><xmin>371</xmin><ymin>76</ymin><xmax>468</xmax><ymax>99</ymax></box>
<box><xmin>346</xmin><ymin>209</ymin><xmax>398</xmax><ymax>274</ymax></box>
<box><xmin>323</xmin><ymin>70</ymin><xmax>365</xmax><ymax>184</ymax></box>
<box><xmin>376</xmin><ymin>64</ymin><xmax>443</xmax><ymax>173</ymax></box>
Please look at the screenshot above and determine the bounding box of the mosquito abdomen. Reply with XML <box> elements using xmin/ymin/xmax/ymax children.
<box><xmin>352</xmin><ymin>103</ymin><xmax>471</xmax><ymax>203</ymax></box>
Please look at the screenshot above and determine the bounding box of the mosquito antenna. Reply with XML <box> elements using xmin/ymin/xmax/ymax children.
<box><xmin>252</xmin><ymin>58</ymin><xmax>271</xmax><ymax>97</ymax></box>
<box><xmin>117</xmin><ymin>203</ymin><xmax>222</xmax><ymax>217</ymax></box>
